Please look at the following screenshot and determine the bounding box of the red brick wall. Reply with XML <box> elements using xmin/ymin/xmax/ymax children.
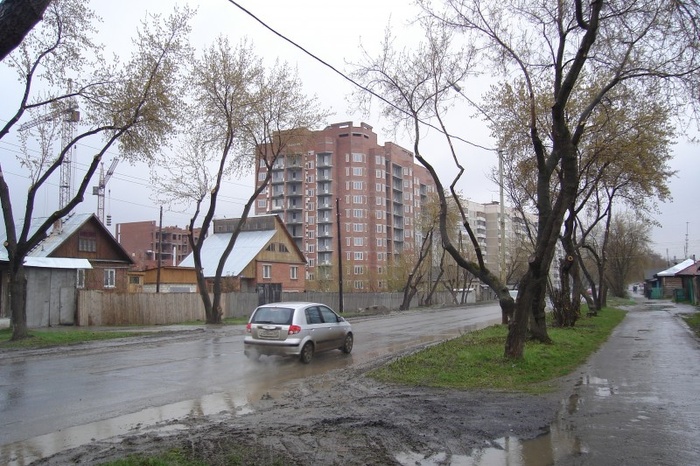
<box><xmin>257</xmin><ymin>261</ymin><xmax>305</xmax><ymax>292</ymax></box>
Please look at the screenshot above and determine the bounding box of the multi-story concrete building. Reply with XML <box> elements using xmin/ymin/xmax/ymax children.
<box><xmin>254</xmin><ymin>122</ymin><xmax>436</xmax><ymax>291</ymax></box>
<box><xmin>116</xmin><ymin>221</ymin><xmax>200</xmax><ymax>271</ymax></box>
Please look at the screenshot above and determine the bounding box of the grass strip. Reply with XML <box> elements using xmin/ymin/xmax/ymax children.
<box><xmin>369</xmin><ymin>307</ymin><xmax>626</xmax><ymax>394</ymax></box>
<box><xmin>682</xmin><ymin>312</ymin><xmax>700</xmax><ymax>338</ymax></box>
<box><xmin>0</xmin><ymin>328</ymin><xmax>149</xmax><ymax>350</ymax></box>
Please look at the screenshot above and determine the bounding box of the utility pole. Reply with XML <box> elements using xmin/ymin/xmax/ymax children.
<box><xmin>336</xmin><ymin>197</ymin><xmax>344</xmax><ymax>313</ymax></box>
<box><xmin>156</xmin><ymin>206</ymin><xmax>163</xmax><ymax>293</ymax></box>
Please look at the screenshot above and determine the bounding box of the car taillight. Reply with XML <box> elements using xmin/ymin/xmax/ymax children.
<box><xmin>288</xmin><ymin>325</ymin><xmax>302</xmax><ymax>335</ymax></box>
<box><xmin>246</xmin><ymin>323</ymin><xmax>252</xmax><ymax>333</ymax></box>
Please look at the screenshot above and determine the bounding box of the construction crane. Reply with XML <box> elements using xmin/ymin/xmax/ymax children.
<box><xmin>93</xmin><ymin>157</ymin><xmax>119</xmax><ymax>225</ymax></box>
<box><xmin>17</xmin><ymin>99</ymin><xmax>80</xmax><ymax>209</ymax></box>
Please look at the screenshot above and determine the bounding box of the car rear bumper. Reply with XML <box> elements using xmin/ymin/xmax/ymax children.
<box><xmin>244</xmin><ymin>337</ymin><xmax>303</xmax><ymax>357</ymax></box>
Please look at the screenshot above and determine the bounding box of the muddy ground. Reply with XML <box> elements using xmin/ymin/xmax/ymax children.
<box><xmin>34</xmin><ymin>348</ymin><xmax>563</xmax><ymax>466</ymax></box>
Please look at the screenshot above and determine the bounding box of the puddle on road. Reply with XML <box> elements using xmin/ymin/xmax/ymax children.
<box><xmin>394</xmin><ymin>373</ymin><xmax>625</xmax><ymax>465</ymax></box>
<box><xmin>0</xmin><ymin>391</ymin><xmax>255</xmax><ymax>466</ymax></box>
<box><xmin>395</xmin><ymin>420</ymin><xmax>587</xmax><ymax>466</ymax></box>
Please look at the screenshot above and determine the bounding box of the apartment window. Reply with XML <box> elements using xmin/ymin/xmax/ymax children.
<box><xmin>353</xmin><ymin>280</ymin><xmax>364</xmax><ymax>290</ymax></box>
<box><xmin>258</xmin><ymin>172</ymin><xmax>266</xmax><ymax>181</ymax></box>
<box><xmin>354</xmin><ymin>237</ymin><xmax>364</xmax><ymax>246</ymax></box>
<box><xmin>78</xmin><ymin>231</ymin><xmax>97</xmax><ymax>252</ymax></box>
<box><xmin>354</xmin><ymin>252</ymin><xmax>363</xmax><ymax>260</ymax></box>
<box><xmin>257</xmin><ymin>199</ymin><xmax>267</xmax><ymax>208</ymax></box>
<box><xmin>352</xmin><ymin>181</ymin><xmax>363</xmax><ymax>190</ymax></box>
<box><xmin>352</xmin><ymin>153</ymin><xmax>363</xmax><ymax>162</ymax></box>
<box><xmin>353</xmin><ymin>195</ymin><xmax>363</xmax><ymax>204</ymax></box>
<box><xmin>262</xmin><ymin>264</ymin><xmax>272</xmax><ymax>279</ymax></box>
<box><xmin>353</xmin><ymin>209</ymin><xmax>363</xmax><ymax>218</ymax></box>
<box><xmin>376</xmin><ymin>197</ymin><xmax>383</xmax><ymax>206</ymax></box>
<box><xmin>307</xmin><ymin>243</ymin><xmax>315</xmax><ymax>253</ymax></box>
<box><xmin>353</xmin><ymin>223</ymin><xmax>363</xmax><ymax>232</ymax></box>
<box><xmin>76</xmin><ymin>269</ymin><xmax>85</xmax><ymax>289</ymax></box>
<box><xmin>353</xmin><ymin>167</ymin><xmax>363</xmax><ymax>176</ymax></box>
<box><xmin>376</xmin><ymin>169</ymin><xmax>382</xmax><ymax>179</ymax></box>
<box><xmin>290</xmin><ymin>266</ymin><xmax>298</xmax><ymax>280</ymax></box>
<box><xmin>104</xmin><ymin>269</ymin><xmax>115</xmax><ymax>288</ymax></box>
<box><xmin>354</xmin><ymin>266</ymin><xmax>364</xmax><ymax>275</ymax></box>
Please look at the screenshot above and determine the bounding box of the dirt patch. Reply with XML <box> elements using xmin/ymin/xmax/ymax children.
<box><xmin>33</xmin><ymin>355</ymin><xmax>560</xmax><ymax>465</ymax></box>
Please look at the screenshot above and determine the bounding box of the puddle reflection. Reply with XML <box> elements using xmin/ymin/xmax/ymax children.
<box><xmin>0</xmin><ymin>391</ymin><xmax>252</xmax><ymax>466</ymax></box>
<box><xmin>396</xmin><ymin>419</ymin><xmax>586</xmax><ymax>466</ymax></box>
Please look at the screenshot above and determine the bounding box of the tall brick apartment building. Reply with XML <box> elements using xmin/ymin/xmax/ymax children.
<box><xmin>254</xmin><ymin>121</ymin><xmax>436</xmax><ymax>291</ymax></box>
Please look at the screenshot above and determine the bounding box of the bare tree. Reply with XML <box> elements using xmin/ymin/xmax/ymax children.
<box><xmin>421</xmin><ymin>0</ymin><xmax>700</xmax><ymax>358</ymax></box>
<box><xmin>1</xmin><ymin>2</ymin><xmax>193</xmax><ymax>339</ymax></box>
<box><xmin>354</xmin><ymin>22</ymin><xmax>517</xmax><ymax>325</ymax></box>
<box><xmin>152</xmin><ymin>38</ymin><xmax>327</xmax><ymax>324</ymax></box>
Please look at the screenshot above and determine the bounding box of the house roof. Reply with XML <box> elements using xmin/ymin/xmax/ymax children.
<box><xmin>656</xmin><ymin>258</ymin><xmax>696</xmax><ymax>277</ymax></box>
<box><xmin>24</xmin><ymin>257</ymin><xmax>93</xmax><ymax>269</ymax></box>
<box><xmin>676</xmin><ymin>259</ymin><xmax>700</xmax><ymax>277</ymax></box>
<box><xmin>0</xmin><ymin>212</ymin><xmax>132</xmax><ymax>264</ymax></box>
<box><xmin>178</xmin><ymin>229</ymin><xmax>277</xmax><ymax>277</ymax></box>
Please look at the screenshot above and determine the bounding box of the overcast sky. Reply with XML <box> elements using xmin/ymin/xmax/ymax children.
<box><xmin>0</xmin><ymin>0</ymin><xmax>696</xmax><ymax>263</ymax></box>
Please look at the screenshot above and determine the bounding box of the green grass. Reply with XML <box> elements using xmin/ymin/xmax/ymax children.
<box><xmin>682</xmin><ymin>312</ymin><xmax>700</xmax><ymax>338</ymax></box>
<box><xmin>0</xmin><ymin>327</ymin><xmax>149</xmax><ymax>350</ymax></box>
<box><xmin>102</xmin><ymin>444</ymin><xmax>293</xmax><ymax>466</ymax></box>
<box><xmin>369</xmin><ymin>307</ymin><xmax>626</xmax><ymax>394</ymax></box>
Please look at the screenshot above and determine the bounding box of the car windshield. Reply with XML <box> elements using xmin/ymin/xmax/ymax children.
<box><xmin>251</xmin><ymin>307</ymin><xmax>294</xmax><ymax>325</ymax></box>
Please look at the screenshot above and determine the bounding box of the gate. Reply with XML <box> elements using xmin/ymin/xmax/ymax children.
<box><xmin>257</xmin><ymin>283</ymin><xmax>282</xmax><ymax>306</ymax></box>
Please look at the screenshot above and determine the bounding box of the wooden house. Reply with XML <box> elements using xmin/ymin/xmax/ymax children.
<box><xmin>179</xmin><ymin>215</ymin><xmax>307</xmax><ymax>294</ymax></box>
<box><xmin>0</xmin><ymin>213</ymin><xmax>133</xmax><ymax>327</ymax></box>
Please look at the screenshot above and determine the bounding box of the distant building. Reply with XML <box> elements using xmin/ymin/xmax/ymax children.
<box><xmin>116</xmin><ymin>221</ymin><xmax>200</xmax><ymax>270</ymax></box>
<box><xmin>253</xmin><ymin>121</ymin><xmax>436</xmax><ymax>291</ymax></box>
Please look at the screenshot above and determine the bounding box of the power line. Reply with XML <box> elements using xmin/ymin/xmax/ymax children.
<box><xmin>225</xmin><ymin>0</ymin><xmax>495</xmax><ymax>153</ymax></box>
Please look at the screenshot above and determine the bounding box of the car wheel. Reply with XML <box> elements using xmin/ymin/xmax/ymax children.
<box><xmin>341</xmin><ymin>333</ymin><xmax>354</xmax><ymax>354</ymax></box>
<box><xmin>300</xmin><ymin>342</ymin><xmax>314</xmax><ymax>364</ymax></box>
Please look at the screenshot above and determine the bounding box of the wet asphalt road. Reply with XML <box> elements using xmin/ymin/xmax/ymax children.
<box><xmin>553</xmin><ymin>297</ymin><xmax>700</xmax><ymax>465</ymax></box>
<box><xmin>0</xmin><ymin>303</ymin><xmax>502</xmax><ymax>463</ymax></box>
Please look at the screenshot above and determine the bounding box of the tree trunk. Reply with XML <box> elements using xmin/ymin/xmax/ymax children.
<box><xmin>9</xmin><ymin>262</ymin><xmax>30</xmax><ymax>340</ymax></box>
<box><xmin>0</xmin><ymin>0</ymin><xmax>52</xmax><ymax>61</ymax></box>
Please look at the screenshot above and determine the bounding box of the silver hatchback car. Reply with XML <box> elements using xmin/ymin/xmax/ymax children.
<box><xmin>244</xmin><ymin>302</ymin><xmax>353</xmax><ymax>363</ymax></box>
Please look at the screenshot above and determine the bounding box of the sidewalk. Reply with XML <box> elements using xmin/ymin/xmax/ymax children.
<box><xmin>554</xmin><ymin>297</ymin><xmax>700</xmax><ymax>465</ymax></box>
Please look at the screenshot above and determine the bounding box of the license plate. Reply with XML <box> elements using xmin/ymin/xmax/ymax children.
<box><xmin>258</xmin><ymin>329</ymin><xmax>280</xmax><ymax>339</ymax></box>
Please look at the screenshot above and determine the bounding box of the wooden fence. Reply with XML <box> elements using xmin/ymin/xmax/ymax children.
<box><xmin>76</xmin><ymin>289</ymin><xmax>477</xmax><ymax>326</ymax></box>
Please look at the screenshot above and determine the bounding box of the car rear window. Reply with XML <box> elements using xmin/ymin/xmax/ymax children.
<box><xmin>251</xmin><ymin>307</ymin><xmax>294</xmax><ymax>325</ymax></box>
